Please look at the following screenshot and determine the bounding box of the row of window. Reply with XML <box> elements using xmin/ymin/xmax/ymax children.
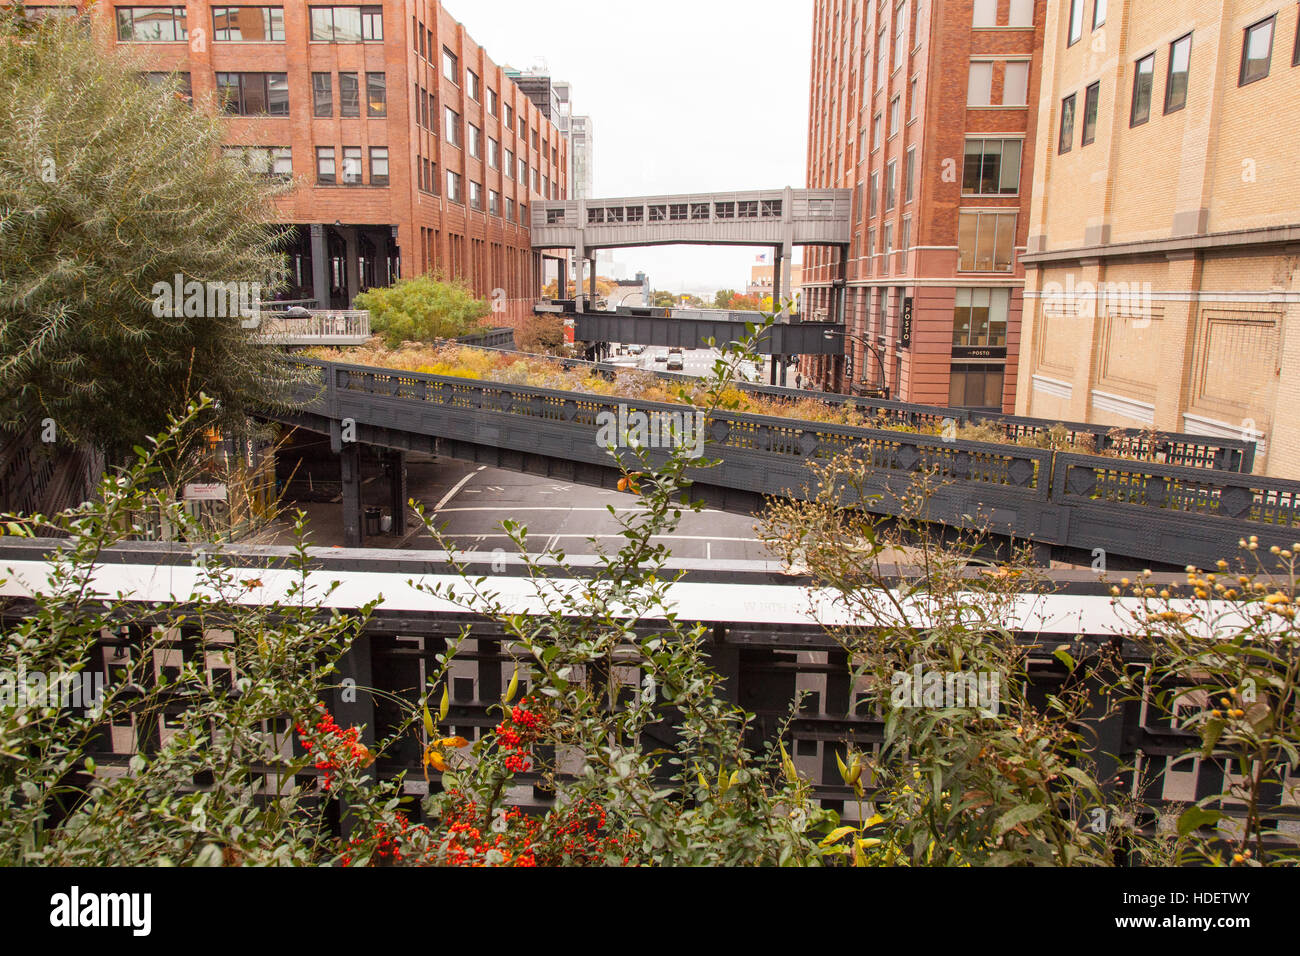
<box><xmin>1059</xmin><ymin>15</ymin><xmax>1298</xmax><ymax>153</ymax></box>
<box><xmin>312</xmin><ymin>146</ymin><xmax>389</xmax><ymax>185</ymax></box>
<box><xmin>569</xmin><ymin>199</ymin><xmax>784</xmax><ymax>227</ymax></box>
<box><xmin>114</xmin><ymin>5</ymin><xmax>383</xmax><ymax>43</ymax></box>
<box><xmin>311</xmin><ymin>72</ymin><xmax>386</xmax><ymax>118</ymax></box>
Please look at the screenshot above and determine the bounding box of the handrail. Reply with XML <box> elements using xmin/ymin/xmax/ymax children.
<box><xmin>275</xmin><ymin>357</ymin><xmax>1300</xmax><ymax>569</ymax></box>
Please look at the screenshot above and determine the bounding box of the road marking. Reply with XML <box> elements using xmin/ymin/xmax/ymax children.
<box><xmin>707</xmin><ymin>542</ymin><xmax>712</xmax><ymax>561</ymax></box>
<box><xmin>433</xmin><ymin>466</ymin><xmax>486</xmax><ymax>513</ymax></box>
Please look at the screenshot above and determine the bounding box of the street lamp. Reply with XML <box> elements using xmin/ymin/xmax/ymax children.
<box><xmin>823</xmin><ymin>329</ymin><xmax>889</xmax><ymax>400</ymax></box>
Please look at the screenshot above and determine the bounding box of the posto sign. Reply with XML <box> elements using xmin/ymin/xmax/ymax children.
<box><xmin>899</xmin><ymin>297</ymin><xmax>913</xmax><ymax>349</ymax></box>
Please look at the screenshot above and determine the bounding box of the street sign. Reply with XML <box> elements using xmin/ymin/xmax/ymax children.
<box><xmin>900</xmin><ymin>297</ymin><xmax>913</xmax><ymax>348</ymax></box>
<box><xmin>183</xmin><ymin>482</ymin><xmax>228</xmax><ymax>501</ymax></box>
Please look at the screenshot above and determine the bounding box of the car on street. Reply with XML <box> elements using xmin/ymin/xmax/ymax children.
<box><xmin>653</xmin><ymin>350</ymin><xmax>668</xmax><ymax>363</ymax></box>
<box><xmin>666</xmin><ymin>354</ymin><xmax>684</xmax><ymax>371</ymax></box>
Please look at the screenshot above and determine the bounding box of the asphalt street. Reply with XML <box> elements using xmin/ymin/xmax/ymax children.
<box><xmin>400</xmin><ymin>457</ymin><xmax>772</xmax><ymax>562</ymax></box>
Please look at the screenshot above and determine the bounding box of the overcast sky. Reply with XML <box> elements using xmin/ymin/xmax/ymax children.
<box><xmin>452</xmin><ymin>0</ymin><xmax>813</xmax><ymax>295</ymax></box>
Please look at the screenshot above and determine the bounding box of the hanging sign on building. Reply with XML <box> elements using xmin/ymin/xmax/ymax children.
<box><xmin>899</xmin><ymin>297</ymin><xmax>913</xmax><ymax>348</ymax></box>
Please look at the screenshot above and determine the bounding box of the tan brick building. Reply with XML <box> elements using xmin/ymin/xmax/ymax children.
<box><xmin>9</xmin><ymin>1</ymin><xmax>568</xmax><ymax>321</ymax></box>
<box><xmin>1018</xmin><ymin>0</ymin><xmax>1300</xmax><ymax>477</ymax></box>
<box><xmin>802</xmin><ymin>0</ymin><xmax>1044</xmax><ymax>410</ymax></box>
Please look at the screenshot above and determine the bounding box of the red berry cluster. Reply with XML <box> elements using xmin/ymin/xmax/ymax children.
<box><xmin>494</xmin><ymin>697</ymin><xmax>547</xmax><ymax>775</ymax></box>
<box><xmin>342</xmin><ymin>815</ymin><xmax>437</xmax><ymax>867</ymax></box>
<box><xmin>295</xmin><ymin>710</ymin><xmax>373</xmax><ymax>791</ymax></box>
<box><xmin>440</xmin><ymin>791</ymin><xmax>539</xmax><ymax>866</ymax></box>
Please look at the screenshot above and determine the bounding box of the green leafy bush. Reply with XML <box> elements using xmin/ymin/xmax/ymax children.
<box><xmin>355</xmin><ymin>275</ymin><xmax>491</xmax><ymax>348</ymax></box>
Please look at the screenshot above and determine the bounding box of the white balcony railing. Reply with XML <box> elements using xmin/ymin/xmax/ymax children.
<box><xmin>254</xmin><ymin>310</ymin><xmax>371</xmax><ymax>345</ymax></box>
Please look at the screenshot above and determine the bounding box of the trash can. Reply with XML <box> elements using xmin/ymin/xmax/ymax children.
<box><xmin>364</xmin><ymin>506</ymin><xmax>382</xmax><ymax>537</ymax></box>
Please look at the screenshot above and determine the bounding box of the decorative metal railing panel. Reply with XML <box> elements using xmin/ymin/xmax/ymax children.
<box><xmin>269</xmin><ymin>358</ymin><xmax>1300</xmax><ymax>566</ymax></box>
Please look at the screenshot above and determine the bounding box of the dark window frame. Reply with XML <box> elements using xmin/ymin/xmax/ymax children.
<box><xmin>1067</xmin><ymin>0</ymin><xmax>1083</xmax><ymax>46</ymax></box>
<box><xmin>116</xmin><ymin>6</ymin><xmax>188</xmax><ymax>43</ymax></box>
<box><xmin>365</xmin><ymin>72</ymin><xmax>386</xmax><ymax>117</ymax></box>
<box><xmin>308</xmin><ymin>5</ymin><xmax>383</xmax><ymax>42</ymax></box>
<box><xmin>1081</xmin><ymin>81</ymin><xmax>1100</xmax><ymax>144</ymax></box>
<box><xmin>212</xmin><ymin>6</ymin><xmax>285</xmax><ymax>43</ymax></box>
<box><xmin>312</xmin><ymin>72</ymin><xmax>332</xmax><ymax>117</ymax></box>
<box><xmin>1130</xmin><ymin>52</ymin><xmax>1155</xmax><ymax>126</ymax></box>
<box><xmin>338</xmin><ymin>72</ymin><xmax>360</xmax><ymax>117</ymax></box>
<box><xmin>216</xmin><ymin>71</ymin><xmax>289</xmax><ymax>116</ymax></box>
<box><xmin>1239</xmin><ymin>15</ymin><xmax>1275</xmax><ymax>86</ymax></box>
<box><xmin>369</xmin><ymin>147</ymin><xmax>389</xmax><ymax>186</ymax></box>
<box><xmin>1164</xmin><ymin>33</ymin><xmax>1192</xmax><ymax>114</ymax></box>
<box><xmin>315</xmin><ymin>146</ymin><xmax>336</xmax><ymax>184</ymax></box>
<box><xmin>1058</xmin><ymin>93</ymin><xmax>1076</xmax><ymax>153</ymax></box>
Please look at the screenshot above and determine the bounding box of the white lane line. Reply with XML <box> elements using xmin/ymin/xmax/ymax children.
<box><xmin>707</xmin><ymin>542</ymin><xmax>712</xmax><ymax>561</ymax></box>
<box><xmin>433</xmin><ymin>466</ymin><xmax>487</xmax><ymax>513</ymax></box>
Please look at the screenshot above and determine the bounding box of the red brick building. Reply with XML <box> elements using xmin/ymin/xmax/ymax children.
<box><xmin>801</xmin><ymin>0</ymin><xmax>1043</xmax><ymax>411</ymax></box>
<box><xmin>10</xmin><ymin>2</ymin><xmax>567</xmax><ymax>321</ymax></box>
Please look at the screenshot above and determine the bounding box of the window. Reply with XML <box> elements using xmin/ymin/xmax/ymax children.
<box><xmin>949</xmin><ymin>365</ymin><xmax>1004</xmax><ymax>408</ymax></box>
<box><xmin>909</xmin><ymin>76</ymin><xmax>919</xmax><ymax>119</ymax></box>
<box><xmin>468</xmin><ymin>124</ymin><xmax>482</xmax><ymax>159</ymax></box>
<box><xmin>958</xmin><ymin>211</ymin><xmax>1016</xmax><ymax>272</ymax></box>
<box><xmin>1081</xmin><ymin>82</ymin><xmax>1100</xmax><ymax>144</ymax></box>
<box><xmin>737</xmin><ymin>200</ymin><xmax>758</xmax><ymax>218</ymax></box>
<box><xmin>690</xmin><ymin>202</ymin><xmax>709</xmax><ymax>221</ymax></box>
<box><xmin>904</xmin><ymin>146</ymin><xmax>916</xmax><ymax>202</ymax></box>
<box><xmin>489</xmin><ymin>190</ymin><xmax>500</xmax><ymax>216</ymax></box>
<box><xmin>366</xmin><ymin>73</ymin><xmax>386</xmax><ymax>117</ymax></box>
<box><xmin>518</xmin><ymin>157</ymin><xmax>527</xmax><ymax>181</ymax></box>
<box><xmin>505</xmin><ymin>198</ymin><xmax>514</xmax><ymax>222</ymax></box>
<box><xmin>223</xmin><ymin>146</ymin><xmax>291</xmax><ymax>178</ymax></box>
<box><xmin>968</xmin><ymin>62</ymin><xmax>993</xmax><ymax>105</ymax></box>
<box><xmin>876</xmin><ymin>27</ymin><xmax>888</xmax><ymax>86</ymax></box>
<box><xmin>872</xmin><ymin>112</ymin><xmax>882</xmax><ymax>149</ymax></box>
<box><xmin>973</xmin><ymin>0</ymin><xmax>995</xmax><ymax>27</ymax></box>
<box><xmin>216</xmin><ymin>72</ymin><xmax>288</xmax><ymax>116</ymax></box>
<box><xmin>505</xmin><ymin>104</ymin><xmax>514</xmax><ymax>127</ymax></box>
<box><xmin>1295</xmin><ymin>9</ymin><xmax>1300</xmax><ymax>67</ymax></box>
<box><xmin>893</xmin><ymin>1</ymin><xmax>907</xmax><ymax>68</ymax></box>
<box><xmin>885</xmin><ymin>161</ymin><xmax>897</xmax><ymax>210</ymax></box>
<box><xmin>488</xmin><ymin>88</ymin><xmax>499</xmax><ymax>116</ymax></box>
<box><xmin>212</xmin><ymin>6</ymin><xmax>284</xmax><ymax>42</ymax></box>
<box><xmin>869</xmin><ymin>171</ymin><xmax>879</xmax><ymax>216</ymax></box>
<box><xmin>883</xmin><ymin>222</ymin><xmax>894</xmax><ymax>273</ymax></box>
<box><xmin>312</xmin><ymin>72</ymin><xmax>332</xmax><ymax>117</ymax></box>
<box><xmin>669</xmin><ymin>203</ymin><xmax>688</xmax><ymax>222</ymax></box>
<box><xmin>1058</xmin><ymin>93</ymin><xmax>1076</xmax><ymax>152</ymax></box>
<box><xmin>900</xmin><ymin>217</ymin><xmax>911</xmax><ymax>271</ymax></box>
<box><xmin>952</xmin><ymin>288</ymin><xmax>1010</xmax><ymax>347</ymax></box>
<box><xmin>309</xmin><ymin>6</ymin><xmax>382</xmax><ymax>42</ymax></box>
<box><xmin>442</xmin><ymin>47</ymin><xmax>458</xmax><ymax>84</ymax></box>
<box><xmin>116</xmin><ymin>7</ymin><xmax>187</xmax><ymax>42</ymax></box>
<box><xmin>339</xmin><ymin>73</ymin><xmax>359</xmax><ymax>117</ymax></box>
<box><xmin>761</xmin><ymin>199</ymin><xmax>782</xmax><ymax>217</ymax></box>
<box><xmin>446</xmin><ymin>170</ymin><xmax>462</xmax><ymax>204</ymax></box>
<box><xmin>1009</xmin><ymin>0</ymin><xmax>1033</xmax><ymax>27</ymax></box>
<box><xmin>488</xmin><ymin>138</ymin><xmax>500</xmax><ymax>169</ymax></box>
<box><xmin>532</xmin><ymin>167</ymin><xmax>540</xmax><ymax>193</ymax></box>
<box><xmin>469</xmin><ymin>181</ymin><xmax>483</xmax><ymax>211</ymax></box>
<box><xmin>1003</xmin><ymin>62</ymin><xmax>1030</xmax><ymax>105</ymax></box>
<box><xmin>1240</xmin><ymin>17</ymin><xmax>1274</xmax><ymax>85</ymax></box>
<box><xmin>315</xmin><ymin>146</ymin><xmax>335</xmax><ymax>184</ymax></box>
<box><xmin>341</xmin><ymin>146</ymin><xmax>362</xmax><ymax>185</ymax></box>
<box><xmin>715</xmin><ymin>201</ymin><xmax>735</xmax><ymax>219</ymax></box>
<box><xmin>505</xmin><ymin>148</ymin><xmax>514</xmax><ymax>179</ymax></box>
<box><xmin>466</xmin><ymin>69</ymin><xmax>480</xmax><ymax>101</ymax></box>
<box><xmin>888</xmin><ymin>95</ymin><xmax>900</xmax><ymax>137</ymax></box>
<box><xmin>445</xmin><ymin>108</ymin><xmax>461</xmax><ymax>148</ymax></box>
<box><xmin>142</xmin><ymin>71</ymin><xmax>192</xmax><ymax>101</ymax></box>
<box><xmin>1067</xmin><ymin>0</ymin><xmax>1083</xmax><ymax>46</ymax></box>
<box><xmin>1093</xmin><ymin>0</ymin><xmax>1107</xmax><ymax>29</ymax></box>
<box><xmin>369</xmin><ymin>147</ymin><xmax>389</xmax><ymax>185</ymax></box>
<box><xmin>519</xmin><ymin>117</ymin><xmax>527</xmax><ymax>139</ymax></box>
<box><xmin>1130</xmin><ymin>53</ymin><xmax>1155</xmax><ymax>125</ymax></box>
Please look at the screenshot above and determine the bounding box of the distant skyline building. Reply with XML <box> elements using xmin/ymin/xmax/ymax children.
<box><xmin>504</xmin><ymin>64</ymin><xmax>591</xmax><ymax>199</ymax></box>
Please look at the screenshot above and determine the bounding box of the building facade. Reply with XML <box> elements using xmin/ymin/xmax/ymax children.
<box><xmin>1017</xmin><ymin>0</ymin><xmax>1300</xmax><ymax>478</ymax></box>
<box><xmin>748</xmin><ymin>260</ymin><xmax>805</xmax><ymax>301</ymax></box>
<box><xmin>801</xmin><ymin>0</ymin><xmax>1044</xmax><ymax>410</ymax></box>
<box><xmin>15</xmin><ymin>1</ymin><xmax>569</xmax><ymax>321</ymax></box>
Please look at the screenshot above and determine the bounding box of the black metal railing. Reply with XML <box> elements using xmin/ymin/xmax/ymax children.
<box><xmin>271</xmin><ymin>358</ymin><xmax>1300</xmax><ymax>568</ymax></box>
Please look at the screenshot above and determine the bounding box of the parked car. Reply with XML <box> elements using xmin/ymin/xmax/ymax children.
<box><xmin>628</xmin><ymin>344</ymin><xmax>645</xmax><ymax>355</ymax></box>
<box><xmin>666</xmin><ymin>355</ymin><xmax>684</xmax><ymax>371</ymax></box>
<box><xmin>653</xmin><ymin>351</ymin><xmax>668</xmax><ymax>363</ymax></box>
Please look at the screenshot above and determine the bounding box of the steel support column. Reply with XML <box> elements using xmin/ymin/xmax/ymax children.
<box><xmin>387</xmin><ymin>449</ymin><xmax>407</xmax><ymax>537</ymax></box>
<box><xmin>339</xmin><ymin>441</ymin><xmax>362</xmax><ymax>548</ymax></box>
<box><xmin>310</xmin><ymin>223</ymin><xmax>329</xmax><ymax>310</ymax></box>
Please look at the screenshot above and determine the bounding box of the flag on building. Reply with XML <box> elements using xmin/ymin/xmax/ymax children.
<box><xmin>755</xmin><ymin>253</ymin><xmax>768</xmax><ymax>263</ymax></box>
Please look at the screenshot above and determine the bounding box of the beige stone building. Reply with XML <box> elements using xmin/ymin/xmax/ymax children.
<box><xmin>1018</xmin><ymin>0</ymin><xmax>1300</xmax><ymax>477</ymax></box>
